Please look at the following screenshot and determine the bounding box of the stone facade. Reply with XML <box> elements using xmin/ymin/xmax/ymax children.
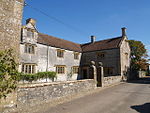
<box><xmin>19</xmin><ymin>19</ymin><xmax>82</xmax><ymax>81</ymax></box>
<box><xmin>19</xmin><ymin>19</ymin><xmax>131</xmax><ymax>82</ymax></box>
<box><xmin>0</xmin><ymin>0</ymin><xmax>24</xmax><ymax>59</ymax></box>
<box><xmin>17</xmin><ymin>79</ymin><xmax>96</xmax><ymax>111</ymax></box>
<box><xmin>80</xmin><ymin>48</ymin><xmax>120</xmax><ymax>78</ymax></box>
<box><xmin>80</xmin><ymin>37</ymin><xmax>130</xmax><ymax>80</ymax></box>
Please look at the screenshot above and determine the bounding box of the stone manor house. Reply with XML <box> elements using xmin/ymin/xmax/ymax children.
<box><xmin>18</xmin><ymin>18</ymin><xmax>130</xmax><ymax>82</ymax></box>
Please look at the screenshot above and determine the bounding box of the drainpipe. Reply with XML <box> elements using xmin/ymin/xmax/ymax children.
<box><xmin>46</xmin><ymin>46</ymin><xmax>49</xmax><ymax>82</ymax></box>
<box><xmin>46</xmin><ymin>46</ymin><xmax>49</xmax><ymax>71</ymax></box>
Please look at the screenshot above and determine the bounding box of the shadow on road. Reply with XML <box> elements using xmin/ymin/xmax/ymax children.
<box><xmin>131</xmin><ymin>103</ymin><xmax>150</xmax><ymax>113</ymax></box>
<box><xmin>128</xmin><ymin>77</ymin><xmax>150</xmax><ymax>84</ymax></box>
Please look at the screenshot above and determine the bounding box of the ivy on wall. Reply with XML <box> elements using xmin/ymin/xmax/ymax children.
<box><xmin>0</xmin><ymin>49</ymin><xmax>18</xmax><ymax>99</ymax></box>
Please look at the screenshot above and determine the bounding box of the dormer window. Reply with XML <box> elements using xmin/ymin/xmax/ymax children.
<box><xmin>27</xmin><ymin>31</ymin><xmax>34</xmax><ymax>38</ymax></box>
<box><xmin>25</xmin><ymin>44</ymin><xmax>35</xmax><ymax>54</ymax></box>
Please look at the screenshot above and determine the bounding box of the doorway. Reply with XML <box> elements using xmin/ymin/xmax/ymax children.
<box><xmin>83</xmin><ymin>69</ymin><xmax>88</xmax><ymax>79</ymax></box>
<box><xmin>97</xmin><ymin>67</ymin><xmax>102</xmax><ymax>87</ymax></box>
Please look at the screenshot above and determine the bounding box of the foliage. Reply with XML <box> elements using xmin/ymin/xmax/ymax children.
<box><xmin>128</xmin><ymin>40</ymin><xmax>149</xmax><ymax>71</ymax></box>
<box><xmin>0</xmin><ymin>49</ymin><xmax>18</xmax><ymax>99</ymax></box>
<box><xmin>18</xmin><ymin>71</ymin><xmax>57</xmax><ymax>82</ymax></box>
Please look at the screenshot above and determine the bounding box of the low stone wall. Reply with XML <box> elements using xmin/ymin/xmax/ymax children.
<box><xmin>17</xmin><ymin>79</ymin><xmax>96</xmax><ymax>110</ymax></box>
<box><xmin>138</xmin><ymin>71</ymin><xmax>146</xmax><ymax>78</ymax></box>
<box><xmin>0</xmin><ymin>92</ymin><xmax>17</xmax><ymax>113</ymax></box>
<box><xmin>103</xmin><ymin>76</ymin><xmax>121</xmax><ymax>87</ymax></box>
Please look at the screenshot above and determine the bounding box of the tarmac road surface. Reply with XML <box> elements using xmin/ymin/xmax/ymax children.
<box><xmin>38</xmin><ymin>77</ymin><xmax>150</xmax><ymax>113</ymax></box>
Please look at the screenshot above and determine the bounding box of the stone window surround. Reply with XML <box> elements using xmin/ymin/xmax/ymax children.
<box><xmin>24</xmin><ymin>43</ymin><xmax>36</xmax><ymax>54</ymax></box>
<box><xmin>21</xmin><ymin>63</ymin><xmax>36</xmax><ymax>74</ymax></box>
<box><xmin>57</xmin><ymin>49</ymin><xmax>65</xmax><ymax>58</ymax></box>
<box><xmin>74</xmin><ymin>52</ymin><xmax>79</xmax><ymax>60</ymax></box>
<box><xmin>96</xmin><ymin>52</ymin><xmax>105</xmax><ymax>59</ymax></box>
<box><xmin>72</xmin><ymin>66</ymin><xmax>79</xmax><ymax>74</ymax></box>
<box><xmin>55</xmin><ymin>65</ymin><xmax>66</xmax><ymax>74</ymax></box>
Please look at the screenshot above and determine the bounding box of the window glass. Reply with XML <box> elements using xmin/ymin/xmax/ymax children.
<box><xmin>57</xmin><ymin>49</ymin><xmax>64</xmax><ymax>58</ymax></box>
<box><xmin>24</xmin><ymin>44</ymin><xmax>35</xmax><ymax>54</ymax></box>
<box><xmin>74</xmin><ymin>52</ymin><xmax>79</xmax><ymax>59</ymax></box>
<box><xmin>22</xmin><ymin>64</ymin><xmax>36</xmax><ymax>74</ymax></box>
<box><xmin>56</xmin><ymin>66</ymin><xmax>65</xmax><ymax>74</ymax></box>
<box><xmin>72</xmin><ymin>66</ymin><xmax>79</xmax><ymax>74</ymax></box>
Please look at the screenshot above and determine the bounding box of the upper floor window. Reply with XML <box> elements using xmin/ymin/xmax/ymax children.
<box><xmin>74</xmin><ymin>52</ymin><xmax>79</xmax><ymax>60</ymax></box>
<box><xmin>22</xmin><ymin>64</ymin><xmax>36</xmax><ymax>74</ymax></box>
<box><xmin>57</xmin><ymin>49</ymin><xmax>64</xmax><ymax>58</ymax></box>
<box><xmin>97</xmin><ymin>52</ymin><xmax>105</xmax><ymax>59</ymax></box>
<box><xmin>56</xmin><ymin>65</ymin><xmax>65</xmax><ymax>74</ymax></box>
<box><xmin>72</xmin><ymin>66</ymin><xmax>79</xmax><ymax>74</ymax></box>
<box><xmin>25</xmin><ymin>44</ymin><xmax>35</xmax><ymax>54</ymax></box>
<box><xmin>27</xmin><ymin>31</ymin><xmax>34</xmax><ymax>38</ymax></box>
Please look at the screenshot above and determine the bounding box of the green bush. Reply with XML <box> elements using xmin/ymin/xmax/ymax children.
<box><xmin>18</xmin><ymin>71</ymin><xmax>57</xmax><ymax>82</ymax></box>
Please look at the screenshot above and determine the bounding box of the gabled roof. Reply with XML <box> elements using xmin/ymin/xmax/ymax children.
<box><xmin>38</xmin><ymin>33</ymin><xmax>82</xmax><ymax>52</ymax></box>
<box><xmin>37</xmin><ymin>33</ymin><xmax>123</xmax><ymax>53</ymax></box>
<box><xmin>81</xmin><ymin>37</ymin><xmax>123</xmax><ymax>52</ymax></box>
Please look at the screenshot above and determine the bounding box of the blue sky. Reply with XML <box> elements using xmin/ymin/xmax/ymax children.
<box><xmin>23</xmin><ymin>0</ymin><xmax>150</xmax><ymax>57</ymax></box>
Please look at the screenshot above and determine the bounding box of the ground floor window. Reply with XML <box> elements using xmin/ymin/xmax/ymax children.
<box><xmin>72</xmin><ymin>66</ymin><xmax>79</xmax><ymax>74</ymax></box>
<box><xmin>104</xmin><ymin>67</ymin><xmax>114</xmax><ymax>76</ymax></box>
<box><xmin>56</xmin><ymin>65</ymin><xmax>65</xmax><ymax>74</ymax></box>
<box><xmin>22</xmin><ymin>64</ymin><xmax>36</xmax><ymax>74</ymax></box>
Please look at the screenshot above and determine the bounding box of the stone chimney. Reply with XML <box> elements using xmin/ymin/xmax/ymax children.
<box><xmin>26</xmin><ymin>18</ymin><xmax>36</xmax><ymax>26</ymax></box>
<box><xmin>91</xmin><ymin>35</ymin><xmax>96</xmax><ymax>43</ymax></box>
<box><xmin>121</xmin><ymin>27</ymin><xmax>126</xmax><ymax>36</ymax></box>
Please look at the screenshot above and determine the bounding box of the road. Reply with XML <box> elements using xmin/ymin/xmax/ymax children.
<box><xmin>39</xmin><ymin>77</ymin><xmax>150</xmax><ymax>113</ymax></box>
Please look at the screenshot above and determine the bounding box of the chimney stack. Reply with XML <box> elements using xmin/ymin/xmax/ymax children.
<box><xmin>121</xmin><ymin>27</ymin><xmax>126</xmax><ymax>37</ymax></box>
<box><xmin>91</xmin><ymin>35</ymin><xmax>96</xmax><ymax>43</ymax></box>
<box><xmin>26</xmin><ymin>18</ymin><xmax>36</xmax><ymax>26</ymax></box>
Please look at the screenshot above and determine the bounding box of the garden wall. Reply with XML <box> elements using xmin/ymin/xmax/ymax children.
<box><xmin>17</xmin><ymin>79</ymin><xmax>96</xmax><ymax>111</ymax></box>
<box><xmin>103</xmin><ymin>76</ymin><xmax>122</xmax><ymax>87</ymax></box>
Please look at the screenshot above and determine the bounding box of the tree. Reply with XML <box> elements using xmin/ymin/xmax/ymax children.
<box><xmin>128</xmin><ymin>40</ymin><xmax>149</xmax><ymax>71</ymax></box>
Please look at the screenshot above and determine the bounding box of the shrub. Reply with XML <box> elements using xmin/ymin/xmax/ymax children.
<box><xmin>18</xmin><ymin>71</ymin><xmax>57</xmax><ymax>82</ymax></box>
<box><xmin>0</xmin><ymin>49</ymin><xmax>18</xmax><ymax>99</ymax></box>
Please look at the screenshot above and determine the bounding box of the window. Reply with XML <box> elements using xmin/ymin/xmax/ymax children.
<box><xmin>56</xmin><ymin>66</ymin><xmax>65</xmax><ymax>74</ymax></box>
<box><xmin>74</xmin><ymin>52</ymin><xmax>79</xmax><ymax>59</ymax></box>
<box><xmin>27</xmin><ymin>31</ymin><xmax>34</xmax><ymax>38</ymax></box>
<box><xmin>97</xmin><ymin>52</ymin><xmax>105</xmax><ymax>59</ymax></box>
<box><xmin>22</xmin><ymin>64</ymin><xmax>36</xmax><ymax>74</ymax></box>
<box><xmin>57</xmin><ymin>49</ymin><xmax>64</xmax><ymax>58</ymax></box>
<box><xmin>104</xmin><ymin>67</ymin><xmax>113</xmax><ymax>76</ymax></box>
<box><xmin>24</xmin><ymin>44</ymin><xmax>35</xmax><ymax>54</ymax></box>
<box><xmin>125</xmin><ymin>53</ymin><xmax>128</xmax><ymax>60</ymax></box>
<box><xmin>72</xmin><ymin>66</ymin><xmax>79</xmax><ymax>74</ymax></box>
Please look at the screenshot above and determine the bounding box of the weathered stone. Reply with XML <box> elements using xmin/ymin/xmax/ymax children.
<box><xmin>0</xmin><ymin>0</ymin><xmax>24</xmax><ymax>61</ymax></box>
<box><xmin>17</xmin><ymin>79</ymin><xmax>96</xmax><ymax>111</ymax></box>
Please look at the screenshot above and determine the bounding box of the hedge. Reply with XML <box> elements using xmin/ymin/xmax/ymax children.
<box><xmin>18</xmin><ymin>71</ymin><xmax>57</xmax><ymax>82</ymax></box>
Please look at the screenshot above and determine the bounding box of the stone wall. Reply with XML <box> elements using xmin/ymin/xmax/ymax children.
<box><xmin>0</xmin><ymin>92</ymin><xmax>17</xmax><ymax>113</ymax></box>
<box><xmin>103</xmin><ymin>76</ymin><xmax>122</xmax><ymax>87</ymax></box>
<box><xmin>138</xmin><ymin>71</ymin><xmax>146</xmax><ymax>78</ymax></box>
<box><xmin>0</xmin><ymin>0</ymin><xmax>24</xmax><ymax>60</ymax></box>
<box><xmin>17</xmin><ymin>79</ymin><xmax>96</xmax><ymax>111</ymax></box>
